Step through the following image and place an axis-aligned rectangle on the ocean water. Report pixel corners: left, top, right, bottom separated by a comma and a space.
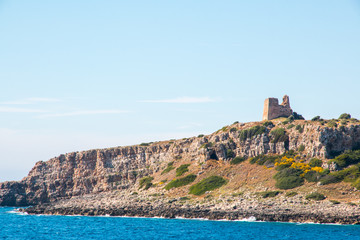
1, 207, 360, 240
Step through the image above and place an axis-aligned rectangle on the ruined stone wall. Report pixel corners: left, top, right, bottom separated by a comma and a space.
263, 95, 293, 120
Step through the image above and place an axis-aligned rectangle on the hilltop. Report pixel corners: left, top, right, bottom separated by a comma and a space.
1, 113, 360, 223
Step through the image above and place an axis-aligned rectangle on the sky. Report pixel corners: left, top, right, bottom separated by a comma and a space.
0, 0, 359, 181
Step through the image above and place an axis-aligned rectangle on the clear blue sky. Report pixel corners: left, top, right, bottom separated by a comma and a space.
0, 0, 359, 181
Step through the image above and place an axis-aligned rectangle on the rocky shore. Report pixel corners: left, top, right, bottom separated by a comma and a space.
20, 189, 360, 224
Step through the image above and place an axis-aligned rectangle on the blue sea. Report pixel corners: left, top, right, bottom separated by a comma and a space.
1, 207, 360, 240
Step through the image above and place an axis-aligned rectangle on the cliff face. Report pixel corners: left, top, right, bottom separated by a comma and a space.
1, 120, 360, 206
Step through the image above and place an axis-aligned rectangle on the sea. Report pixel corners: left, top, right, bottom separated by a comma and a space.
1, 207, 360, 240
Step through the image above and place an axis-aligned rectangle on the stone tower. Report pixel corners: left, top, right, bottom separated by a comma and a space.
262, 95, 293, 121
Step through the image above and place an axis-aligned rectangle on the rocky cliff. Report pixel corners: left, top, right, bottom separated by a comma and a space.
1, 119, 360, 207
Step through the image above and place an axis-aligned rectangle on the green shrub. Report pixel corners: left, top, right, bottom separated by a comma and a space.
319, 174, 342, 185
259, 191, 282, 198
176, 164, 190, 177
282, 119, 290, 125
330, 150, 360, 168
230, 156, 246, 165
263, 121, 274, 127
304, 170, 320, 182
330, 200, 340, 204
312, 116, 321, 121
270, 128, 288, 143
327, 120, 338, 128
295, 125, 304, 133
309, 158, 323, 167
292, 112, 305, 120
339, 113, 351, 120
249, 154, 278, 166
352, 178, 360, 190
226, 149, 235, 158
239, 126, 266, 142
161, 162, 175, 175
140, 142, 150, 146
233, 121, 239, 124
230, 127, 237, 132
306, 192, 326, 201
139, 176, 154, 190
198, 134, 204, 137
165, 174, 197, 190
200, 142, 213, 149
285, 191, 298, 197
189, 176, 227, 195
274, 168, 304, 189
287, 124, 295, 129
298, 144, 305, 152
275, 176, 304, 189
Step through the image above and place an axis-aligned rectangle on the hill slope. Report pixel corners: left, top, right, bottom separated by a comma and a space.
1, 118, 360, 223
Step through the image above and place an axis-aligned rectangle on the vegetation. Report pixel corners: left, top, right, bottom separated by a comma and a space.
330, 200, 340, 204
295, 125, 304, 133
161, 162, 175, 175
239, 126, 266, 142
230, 156, 246, 165
189, 176, 227, 195
274, 168, 304, 189
304, 170, 321, 182
200, 142, 213, 149
320, 164, 360, 185
263, 121, 274, 127
140, 143, 150, 146
311, 116, 322, 121
230, 127, 237, 132
309, 158, 323, 167
306, 192, 326, 201
292, 112, 305, 120
298, 144, 305, 152
249, 154, 278, 166
226, 149, 235, 158
327, 120, 338, 128
198, 134, 204, 138
339, 113, 351, 120
139, 176, 154, 190
270, 128, 288, 143
176, 164, 190, 177
329, 150, 360, 168
287, 124, 295, 129
285, 192, 298, 197
259, 191, 282, 198
165, 174, 197, 190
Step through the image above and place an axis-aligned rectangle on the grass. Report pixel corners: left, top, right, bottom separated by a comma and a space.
165, 174, 197, 190
309, 158, 323, 167
258, 191, 282, 198
161, 162, 175, 175
176, 164, 190, 177
139, 176, 154, 190
189, 176, 227, 195
230, 156, 246, 165
306, 192, 326, 201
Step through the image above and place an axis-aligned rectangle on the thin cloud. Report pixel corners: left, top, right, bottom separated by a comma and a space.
0, 106, 45, 113
140, 97, 217, 103
0, 98, 61, 105
37, 110, 129, 118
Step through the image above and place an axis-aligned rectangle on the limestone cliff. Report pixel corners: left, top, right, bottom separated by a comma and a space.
1, 119, 360, 207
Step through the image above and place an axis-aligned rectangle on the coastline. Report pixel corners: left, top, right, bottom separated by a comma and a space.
19, 190, 360, 225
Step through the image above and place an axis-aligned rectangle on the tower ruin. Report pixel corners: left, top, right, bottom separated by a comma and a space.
262, 95, 293, 121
